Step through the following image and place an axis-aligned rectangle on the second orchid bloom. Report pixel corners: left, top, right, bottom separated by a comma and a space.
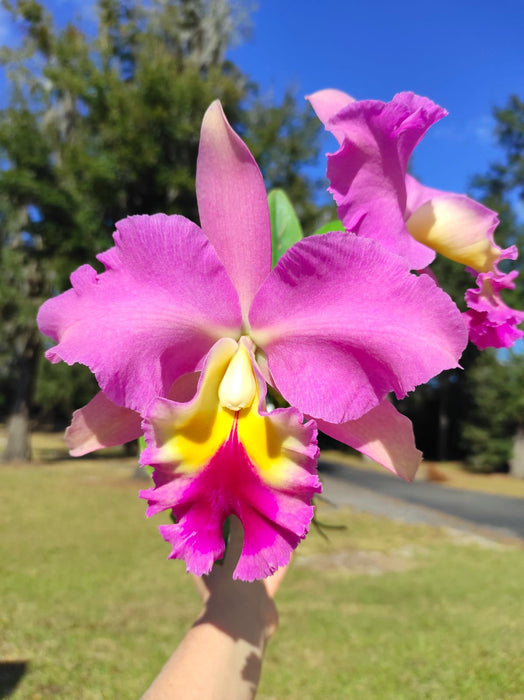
38, 100, 468, 579
308, 89, 524, 350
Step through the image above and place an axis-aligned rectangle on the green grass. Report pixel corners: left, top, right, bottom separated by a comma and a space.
1, 457, 523, 699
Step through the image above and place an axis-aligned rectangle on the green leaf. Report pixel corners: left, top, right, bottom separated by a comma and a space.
138, 435, 153, 476
311, 219, 346, 236
268, 188, 303, 266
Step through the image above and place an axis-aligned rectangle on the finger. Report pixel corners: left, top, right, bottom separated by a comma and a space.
219, 515, 245, 575
264, 559, 290, 598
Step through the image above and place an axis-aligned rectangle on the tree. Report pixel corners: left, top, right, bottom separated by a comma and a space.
0, 214, 44, 460
242, 90, 328, 232
0, 0, 324, 460
460, 349, 524, 472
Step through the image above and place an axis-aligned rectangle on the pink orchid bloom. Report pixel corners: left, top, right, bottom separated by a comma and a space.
38, 101, 467, 579
308, 89, 524, 350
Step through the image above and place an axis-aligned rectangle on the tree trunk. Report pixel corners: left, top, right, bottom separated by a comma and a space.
3, 409, 32, 461
510, 427, 524, 479
1, 333, 40, 463
437, 374, 449, 462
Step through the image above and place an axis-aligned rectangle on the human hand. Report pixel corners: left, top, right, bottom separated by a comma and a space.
193, 516, 288, 644
142, 517, 287, 700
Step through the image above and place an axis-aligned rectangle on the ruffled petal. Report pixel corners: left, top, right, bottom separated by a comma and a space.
37, 214, 242, 412
406, 192, 501, 272
139, 339, 320, 580
324, 93, 446, 269
315, 399, 421, 481
464, 269, 524, 349
196, 101, 272, 319
306, 88, 354, 144
249, 232, 467, 424
65, 392, 142, 457
145, 427, 319, 580
405, 174, 523, 350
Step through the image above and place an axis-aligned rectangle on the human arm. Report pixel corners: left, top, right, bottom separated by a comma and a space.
141, 517, 286, 700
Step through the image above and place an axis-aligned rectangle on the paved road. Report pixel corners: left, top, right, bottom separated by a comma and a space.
318, 458, 524, 540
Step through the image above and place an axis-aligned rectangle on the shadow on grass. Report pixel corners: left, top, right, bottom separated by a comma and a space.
0, 661, 28, 698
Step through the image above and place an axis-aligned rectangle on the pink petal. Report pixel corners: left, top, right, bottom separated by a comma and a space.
167, 371, 200, 403
232, 507, 304, 581
326, 93, 446, 269
37, 214, 242, 412
158, 502, 226, 576
196, 101, 272, 319
249, 232, 467, 424
306, 88, 355, 144
405, 173, 443, 216
65, 392, 142, 457
65, 372, 201, 457
464, 269, 524, 349
315, 399, 422, 482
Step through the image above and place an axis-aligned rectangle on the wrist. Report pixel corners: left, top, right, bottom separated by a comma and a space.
198, 586, 277, 645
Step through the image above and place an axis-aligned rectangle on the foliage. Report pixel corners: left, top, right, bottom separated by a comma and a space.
311, 218, 345, 236
0, 0, 324, 456
461, 349, 524, 472
34, 358, 98, 427
267, 188, 303, 266
242, 90, 327, 231
0, 0, 247, 278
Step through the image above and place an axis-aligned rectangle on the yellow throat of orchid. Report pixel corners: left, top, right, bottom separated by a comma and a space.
153, 339, 302, 487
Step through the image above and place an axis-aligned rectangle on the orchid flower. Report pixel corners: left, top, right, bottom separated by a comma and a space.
308, 89, 524, 350
37, 101, 467, 579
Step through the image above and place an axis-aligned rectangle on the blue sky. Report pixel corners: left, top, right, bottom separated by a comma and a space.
228, 0, 523, 196
0, 0, 522, 198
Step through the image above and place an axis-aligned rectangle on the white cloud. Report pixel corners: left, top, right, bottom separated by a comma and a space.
428, 113, 495, 146
430, 122, 463, 142
467, 114, 495, 145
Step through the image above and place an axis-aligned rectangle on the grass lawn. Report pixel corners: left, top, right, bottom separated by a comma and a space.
1, 437, 523, 698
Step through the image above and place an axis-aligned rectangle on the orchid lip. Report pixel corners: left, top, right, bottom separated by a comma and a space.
139, 337, 320, 579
